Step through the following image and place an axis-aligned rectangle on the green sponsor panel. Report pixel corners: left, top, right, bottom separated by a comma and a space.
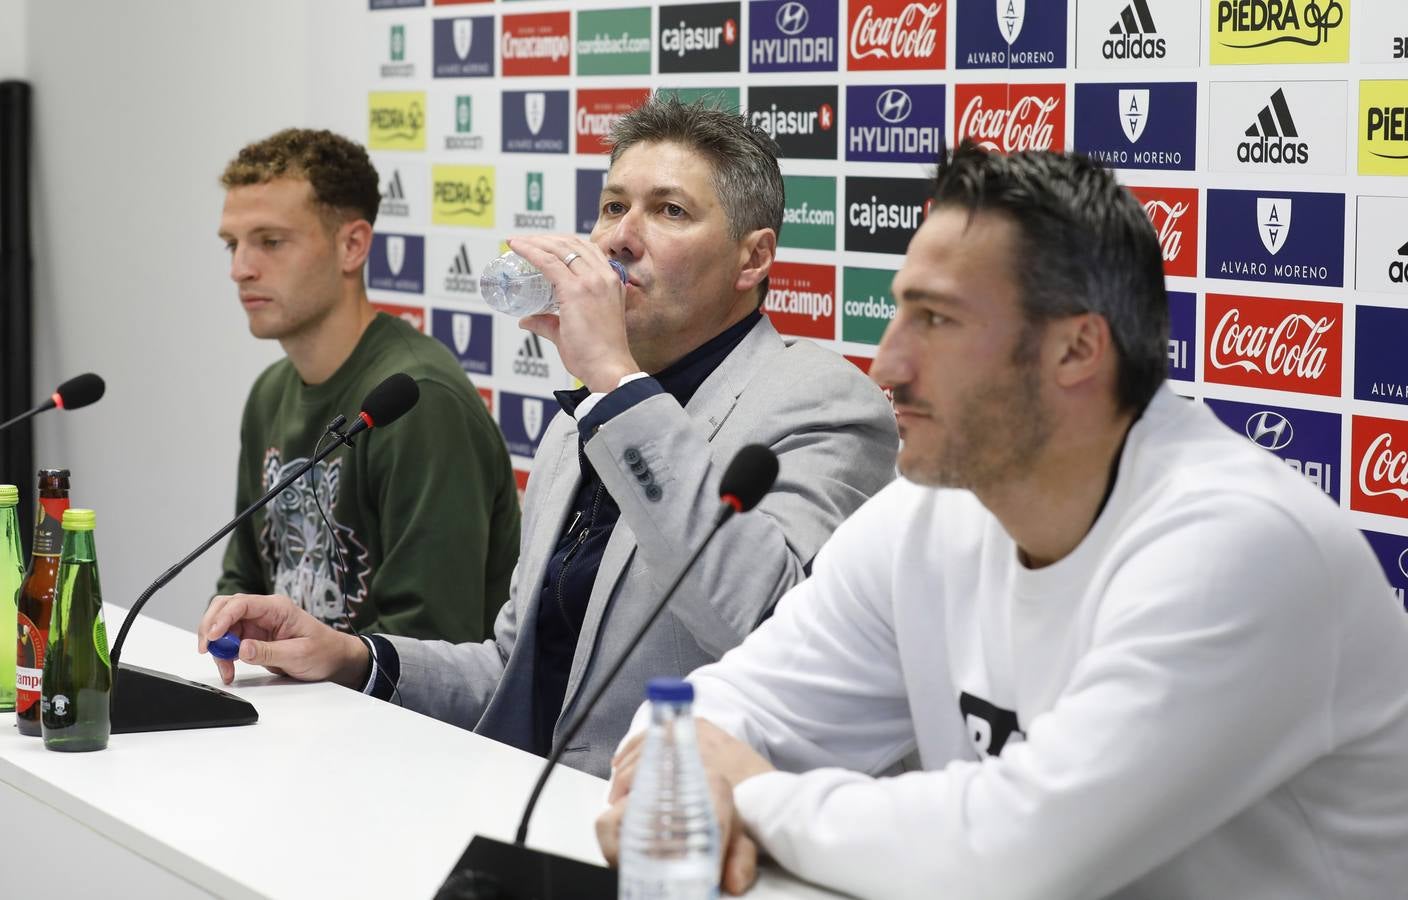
577, 8, 653, 75
841, 267, 897, 345
657, 86, 742, 113
780, 176, 837, 251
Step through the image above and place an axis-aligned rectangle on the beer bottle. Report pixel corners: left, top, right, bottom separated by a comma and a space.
41, 508, 110, 752
0, 485, 23, 712
16, 469, 71, 735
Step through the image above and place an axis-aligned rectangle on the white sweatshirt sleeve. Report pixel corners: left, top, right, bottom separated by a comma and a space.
698, 493, 1343, 900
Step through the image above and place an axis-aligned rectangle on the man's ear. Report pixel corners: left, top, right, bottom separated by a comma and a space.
1050, 313, 1113, 390
340, 219, 374, 275
734, 228, 777, 295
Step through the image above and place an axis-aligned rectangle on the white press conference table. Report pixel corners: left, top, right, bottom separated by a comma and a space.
0, 605, 851, 900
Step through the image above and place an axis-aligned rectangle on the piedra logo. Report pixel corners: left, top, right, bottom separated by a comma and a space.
1210, 0, 1347, 64
368, 92, 425, 151
1359, 80, 1408, 176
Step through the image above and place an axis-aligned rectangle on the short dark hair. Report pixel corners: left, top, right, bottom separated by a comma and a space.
608, 94, 784, 302
221, 128, 381, 229
928, 141, 1169, 412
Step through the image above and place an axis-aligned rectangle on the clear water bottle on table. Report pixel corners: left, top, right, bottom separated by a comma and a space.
479, 250, 629, 317
619, 677, 721, 900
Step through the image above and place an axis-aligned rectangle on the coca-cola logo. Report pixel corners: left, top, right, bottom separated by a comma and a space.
1144, 198, 1190, 266
1359, 431, 1408, 502
849, 0, 944, 68
957, 89, 1061, 153
1209, 308, 1332, 381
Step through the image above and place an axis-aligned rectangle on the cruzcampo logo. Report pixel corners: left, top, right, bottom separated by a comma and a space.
368, 91, 426, 150
432, 164, 495, 227
578, 8, 654, 75
526, 172, 544, 211
1359, 80, 1408, 176
656, 86, 742, 113
780, 175, 837, 250
841, 266, 897, 344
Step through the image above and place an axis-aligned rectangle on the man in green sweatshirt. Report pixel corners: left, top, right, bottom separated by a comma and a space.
214, 128, 519, 644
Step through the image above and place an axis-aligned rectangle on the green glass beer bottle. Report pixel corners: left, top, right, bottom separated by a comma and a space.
0, 485, 22, 712
41, 508, 111, 752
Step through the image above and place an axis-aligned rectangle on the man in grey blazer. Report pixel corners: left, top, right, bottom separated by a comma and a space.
199, 96, 898, 778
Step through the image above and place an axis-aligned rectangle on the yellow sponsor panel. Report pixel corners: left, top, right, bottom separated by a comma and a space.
1360, 80, 1408, 176
1209, 0, 1349, 64
368, 92, 426, 151
432, 165, 496, 228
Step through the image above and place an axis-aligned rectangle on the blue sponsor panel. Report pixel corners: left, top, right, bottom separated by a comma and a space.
1205, 189, 1344, 288
368, 233, 425, 294
1205, 397, 1341, 500
1073, 82, 1196, 171
845, 84, 945, 164
1362, 530, 1408, 611
956, 0, 1068, 69
749, 0, 838, 73
576, 169, 607, 234
1355, 305, 1408, 406
499, 391, 555, 459
429, 308, 493, 376
433, 16, 495, 78
1167, 290, 1195, 381
502, 90, 571, 154
371, 0, 423, 8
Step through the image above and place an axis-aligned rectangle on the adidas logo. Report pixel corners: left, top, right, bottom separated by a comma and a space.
381, 171, 411, 217
1391, 238, 1408, 284
443, 244, 477, 295
1102, 0, 1166, 60
513, 333, 551, 378
1237, 88, 1308, 165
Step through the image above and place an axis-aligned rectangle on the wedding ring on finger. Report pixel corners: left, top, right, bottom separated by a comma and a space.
562, 251, 582, 269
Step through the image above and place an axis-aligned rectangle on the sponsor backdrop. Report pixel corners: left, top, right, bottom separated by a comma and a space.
366, 0, 1408, 608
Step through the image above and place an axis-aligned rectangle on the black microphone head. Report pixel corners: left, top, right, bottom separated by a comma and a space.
54, 373, 105, 411
719, 444, 779, 513
360, 373, 419, 429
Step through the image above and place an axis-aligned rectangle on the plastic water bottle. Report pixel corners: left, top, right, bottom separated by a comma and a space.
479, 250, 628, 317
619, 678, 721, 900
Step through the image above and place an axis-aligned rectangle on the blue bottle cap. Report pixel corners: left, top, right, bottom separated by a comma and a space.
646, 677, 694, 703
208, 632, 242, 661
608, 258, 628, 284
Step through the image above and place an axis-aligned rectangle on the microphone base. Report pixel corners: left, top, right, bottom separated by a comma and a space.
434, 835, 617, 900
111, 663, 258, 734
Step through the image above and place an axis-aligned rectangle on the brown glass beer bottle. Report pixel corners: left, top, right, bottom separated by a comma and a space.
16, 469, 71, 736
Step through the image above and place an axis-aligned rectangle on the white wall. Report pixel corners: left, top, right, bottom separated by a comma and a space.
18, 0, 365, 631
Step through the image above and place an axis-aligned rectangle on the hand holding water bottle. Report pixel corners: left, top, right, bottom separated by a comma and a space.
499, 234, 642, 394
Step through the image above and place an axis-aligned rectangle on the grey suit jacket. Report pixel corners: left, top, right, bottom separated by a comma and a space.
385, 316, 898, 777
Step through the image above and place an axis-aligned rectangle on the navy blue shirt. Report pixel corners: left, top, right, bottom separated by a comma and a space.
527, 311, 762, 756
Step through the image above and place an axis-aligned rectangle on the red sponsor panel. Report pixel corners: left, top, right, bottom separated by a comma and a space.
1203, 294, 1342, 397
1127, 186, 1199, 279
845, 354, 872, 374
514, 468, 531, 506
372, 301, 425, 333
847, 0, 946, 71
501, 12, 571, 77
1352, 415, 1408, 519
763, 262, 837, 340
576, 88, 651, 155
478, 386, 493, 414
954, 84, 1065, 154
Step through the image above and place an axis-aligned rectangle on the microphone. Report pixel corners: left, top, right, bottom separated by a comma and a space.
0, 372, 106, 432
106, 373, 421, 734
436, 445, 781, 900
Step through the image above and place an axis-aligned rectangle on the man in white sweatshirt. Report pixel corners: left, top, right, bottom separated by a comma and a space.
597, 142, 1408, 899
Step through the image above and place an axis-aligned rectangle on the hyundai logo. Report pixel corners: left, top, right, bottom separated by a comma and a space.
876, 89, 913, 125
1245, 411, 1293, 451
1398, 547, 1408, 581
776, 1, 809, 35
